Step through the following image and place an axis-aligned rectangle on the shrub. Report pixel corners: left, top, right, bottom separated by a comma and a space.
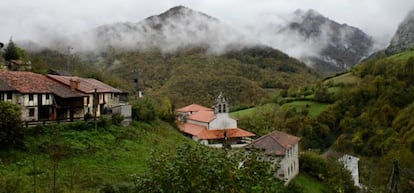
132, 98, 157, 122
112, 113, 124, 126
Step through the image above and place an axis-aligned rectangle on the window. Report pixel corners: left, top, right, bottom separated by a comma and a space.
29, 108, 35, 117
7, 92, 12, 100
46, 93, 50, 100
218, 104, 222, 113
0, 93, 3, 101
29, 94, 34, 101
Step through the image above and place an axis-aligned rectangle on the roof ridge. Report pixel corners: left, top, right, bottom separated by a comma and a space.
269, 133, 287, 150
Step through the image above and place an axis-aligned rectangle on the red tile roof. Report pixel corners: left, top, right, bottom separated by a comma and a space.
178, 123, 206, 136
0, 70, 84, 98
178, 123, 255, 140
187, 110, 215, 123
197, 128, 255, 140
47, 75, 123, 94
176, 103, 213, 113
247, 131, 300, 156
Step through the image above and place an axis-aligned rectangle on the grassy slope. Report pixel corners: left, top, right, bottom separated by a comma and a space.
283, 101, 330, 117
324, 72, 360, 85
293, 173, 326, 193
0, 121, 189, 192
387, 49, 414, 61
231, 101, 329, 118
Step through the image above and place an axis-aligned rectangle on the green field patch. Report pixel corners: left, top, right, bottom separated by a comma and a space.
387, 49, 414, 61
327, 86, 341, 94
230, 107, 256, 118
231, 103, 279, 118
293, 173, 327, 193
324, 72, 360, 85
283, 101, 330, 117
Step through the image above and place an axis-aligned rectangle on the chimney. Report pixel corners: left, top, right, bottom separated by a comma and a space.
69, 79, 80, 90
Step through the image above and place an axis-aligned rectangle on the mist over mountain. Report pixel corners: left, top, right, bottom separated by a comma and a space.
386, 8, 414, 55
23, 6, 375, 74
257, 9, 373, 74
73, 6, 256, 54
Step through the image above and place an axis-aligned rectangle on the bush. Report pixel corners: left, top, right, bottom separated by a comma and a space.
84, 113, 93, 121
112, 113, 124, 126
98, 115, 112, 128
0, 102, 23, 148
300, 152, 357, 193
0, 173, 30, 193
132, 98, 157, 122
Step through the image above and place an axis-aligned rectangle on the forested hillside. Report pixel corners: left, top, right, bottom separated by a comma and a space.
232, 50, 414, 192
317, 50, 414, 192
28, 45, 318, 108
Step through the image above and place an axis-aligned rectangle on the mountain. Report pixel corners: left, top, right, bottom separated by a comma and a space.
78, 5, 254, 53
273, 10, 373, 74
72, 6, 372, 75
386, 8, 414, 55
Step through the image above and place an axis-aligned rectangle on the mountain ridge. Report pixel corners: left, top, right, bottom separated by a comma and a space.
278, 9, 373, 74
386, 8, 414, 55
62, 6, 373, 75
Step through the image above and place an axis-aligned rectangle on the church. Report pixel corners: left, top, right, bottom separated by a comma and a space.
176, 94, 255, 148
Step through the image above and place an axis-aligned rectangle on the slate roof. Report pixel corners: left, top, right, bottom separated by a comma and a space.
247, 131, 300, 156
0, 79, 15, 91
0, 70, 84, 98
47, 74, 123, 94
176, 103, 213, 113
178, 123, 255, 140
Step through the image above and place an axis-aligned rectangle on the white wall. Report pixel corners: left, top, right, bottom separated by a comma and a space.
275, 143, 299, 184
209, 113, 237, 130
187, 119, 209, 128
339, 155, 360, 187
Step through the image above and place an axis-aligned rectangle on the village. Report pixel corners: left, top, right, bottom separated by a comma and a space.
0, 55, 361, 188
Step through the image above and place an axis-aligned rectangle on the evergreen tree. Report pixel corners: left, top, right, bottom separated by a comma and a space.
3, 39, 20, 61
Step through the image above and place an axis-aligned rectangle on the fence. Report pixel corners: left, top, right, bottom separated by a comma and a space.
23, 117, 86, 128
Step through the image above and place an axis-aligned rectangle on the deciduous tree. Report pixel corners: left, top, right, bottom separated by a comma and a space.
0, 101, 23, 148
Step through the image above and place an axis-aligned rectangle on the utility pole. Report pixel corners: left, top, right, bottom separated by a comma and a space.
133, 68, 143, 98
93, 88, 98, 129
388, 159, 400, 193
66, 46, 73, 73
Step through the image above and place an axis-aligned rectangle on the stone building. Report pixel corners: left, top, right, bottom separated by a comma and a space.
247, 130, 301, 184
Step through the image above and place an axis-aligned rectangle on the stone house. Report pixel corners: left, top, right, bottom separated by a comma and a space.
0, 70, 130, 123
0, 70, 85, 121
247, 130, 301, 184
47, 75, 128, 117
176, 94, 255, 148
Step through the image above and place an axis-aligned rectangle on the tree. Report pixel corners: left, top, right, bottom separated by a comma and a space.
159, 96, 174, 122
133, 143, 288, 193
0, 101, 23, 148
131, 98, 156, 122
3, 39, 20, 61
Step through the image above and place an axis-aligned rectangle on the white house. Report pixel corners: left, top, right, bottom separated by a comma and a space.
247, 130, 301, 184
338, 154, 361, 188
176, 94, 255, 148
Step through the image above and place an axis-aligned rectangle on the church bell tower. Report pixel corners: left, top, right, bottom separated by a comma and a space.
214, 92, 229, 114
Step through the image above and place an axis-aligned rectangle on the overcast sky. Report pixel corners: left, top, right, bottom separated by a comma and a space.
1, 0, 413, 44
